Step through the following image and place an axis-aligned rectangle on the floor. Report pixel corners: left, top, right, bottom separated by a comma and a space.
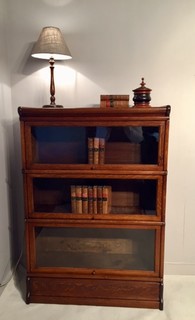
0, 275, 195, 320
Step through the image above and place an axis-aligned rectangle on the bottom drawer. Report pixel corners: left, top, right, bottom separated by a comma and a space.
27, 276, 163, 309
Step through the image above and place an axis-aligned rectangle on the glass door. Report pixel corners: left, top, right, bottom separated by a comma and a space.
24, 122, 165, 169
28, 223, 161, 276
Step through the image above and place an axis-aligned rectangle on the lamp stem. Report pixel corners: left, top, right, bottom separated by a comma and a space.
49, 57, 55, 106
43, 57, 63, 108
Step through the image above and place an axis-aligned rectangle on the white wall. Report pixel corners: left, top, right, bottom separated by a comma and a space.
3, 0, 195, 275
0, 0, 14, 294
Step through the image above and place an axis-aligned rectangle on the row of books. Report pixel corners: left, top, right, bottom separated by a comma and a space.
71, 185, 112, 214
100, 94, 129, 108
88, 137, 105, 164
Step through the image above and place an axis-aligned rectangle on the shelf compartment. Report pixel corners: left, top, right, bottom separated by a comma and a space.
25, 124, 164, 167
26, 176, 163, 218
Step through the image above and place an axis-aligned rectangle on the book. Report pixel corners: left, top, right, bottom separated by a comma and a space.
100, 94, 129, 109
108, 185, 112, 213
75, 185, 82, 214
71, 185, 76, 213
100, 95, 129, 101
102, 185, 112, 214
82, 185, 88, 214
99, 138, 105, 164
71, 184, 111, 214
93, 185, 98, 214
102, 186, 108, 214
88, 137, 93, 164
88, 137, 106, 164
97, 186, 103, 214
88, 186, 93, 214
93, 138, 99, 164
100, 100, 129, 108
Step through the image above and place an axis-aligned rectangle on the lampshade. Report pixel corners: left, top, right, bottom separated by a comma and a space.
31, 26, 72, 60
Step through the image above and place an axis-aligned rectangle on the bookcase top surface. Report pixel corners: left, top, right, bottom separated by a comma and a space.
18, 106, 171, 121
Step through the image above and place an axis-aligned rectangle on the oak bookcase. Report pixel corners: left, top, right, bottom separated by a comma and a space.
18, 105, 170, 309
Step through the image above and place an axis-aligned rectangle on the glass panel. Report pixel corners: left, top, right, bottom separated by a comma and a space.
35, 227, 155, 271
30, 126, 159, 165
96, 126, 159, 165
31, 126, 87, 164
32, 178, 157, 216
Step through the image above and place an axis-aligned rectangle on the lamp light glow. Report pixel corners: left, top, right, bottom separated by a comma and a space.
31, 26, 72, 107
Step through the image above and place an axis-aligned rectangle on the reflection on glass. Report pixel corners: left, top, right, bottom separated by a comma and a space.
96, 126, 159, 164
32, 178, 157, 215
35, 227, 155, 271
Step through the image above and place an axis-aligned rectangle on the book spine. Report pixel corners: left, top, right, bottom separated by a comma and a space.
88, 137, 94, 164
82, 185, 88, 214
100, 94, 129, 101
102, 185, 112, 214
99, 138, 105, 164
93, 185, 98, 214
76, 185, 82, 214
102, 186, 108, 214
108, 185, 112, 213
100, 100, 129, 108
88, 186, 93, 214
93, 137, 99, 164
97, 186, 103, 214
71, 185, 76, 213
72, 185, 111, 215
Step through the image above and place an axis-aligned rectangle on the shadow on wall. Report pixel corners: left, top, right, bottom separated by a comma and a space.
4, 119, 26, 300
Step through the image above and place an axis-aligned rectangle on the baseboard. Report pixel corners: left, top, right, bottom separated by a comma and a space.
165, 262, 195, 275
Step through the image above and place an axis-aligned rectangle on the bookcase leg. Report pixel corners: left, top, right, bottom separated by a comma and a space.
26, 276, 30, 304
160, 280, 164, 310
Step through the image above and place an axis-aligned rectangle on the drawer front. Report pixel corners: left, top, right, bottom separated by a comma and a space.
28, 276, 161, 308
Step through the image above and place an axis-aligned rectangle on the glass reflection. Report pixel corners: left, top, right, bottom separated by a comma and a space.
96, 126, 159, 164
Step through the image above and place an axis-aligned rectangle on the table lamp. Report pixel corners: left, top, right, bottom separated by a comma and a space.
31, 26, 72, 107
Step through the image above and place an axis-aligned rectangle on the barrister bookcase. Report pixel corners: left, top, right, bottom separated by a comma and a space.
18, 103, 170, 309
